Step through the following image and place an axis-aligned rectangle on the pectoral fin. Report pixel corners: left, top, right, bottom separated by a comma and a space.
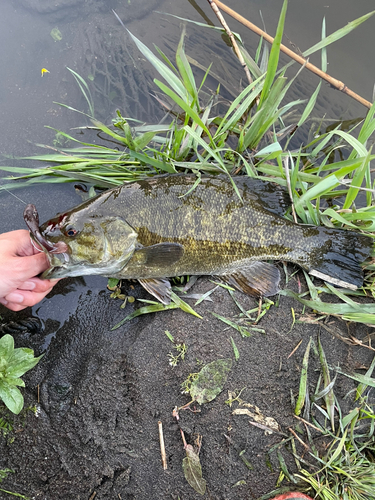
134, 243, 184, 267
219, 262, 280, 297
138, 278, 172, 305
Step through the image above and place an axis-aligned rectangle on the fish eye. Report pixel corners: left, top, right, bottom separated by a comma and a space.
65, 226, 78, 237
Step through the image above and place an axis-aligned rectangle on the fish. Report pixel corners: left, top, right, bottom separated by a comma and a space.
24, 174, 373, 304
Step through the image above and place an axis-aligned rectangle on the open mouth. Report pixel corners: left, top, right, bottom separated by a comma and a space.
24, 203, 69, 256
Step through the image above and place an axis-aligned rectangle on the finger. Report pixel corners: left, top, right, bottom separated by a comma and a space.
17, 277, 60, 293
4, 288, 54, 308
0, 230, 34, 256
14, 252, 51, 280
0, 301, 30, 312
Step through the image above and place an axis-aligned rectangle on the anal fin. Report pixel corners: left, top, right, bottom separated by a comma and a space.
138, 278, 172, 305
219, 261, 280, 297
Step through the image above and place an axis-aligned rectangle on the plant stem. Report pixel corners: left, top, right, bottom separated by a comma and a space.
213, 0, 373, 109
207, 0, 253, 86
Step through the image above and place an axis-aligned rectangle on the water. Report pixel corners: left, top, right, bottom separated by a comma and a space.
0, 0, 374, 329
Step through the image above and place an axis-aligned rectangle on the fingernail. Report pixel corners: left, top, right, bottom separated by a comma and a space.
6, 293, 24, 304
0, 298, 8, 306
24, 281, 36, 290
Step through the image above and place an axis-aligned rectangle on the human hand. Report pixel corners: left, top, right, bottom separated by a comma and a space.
0, 230, 59, 311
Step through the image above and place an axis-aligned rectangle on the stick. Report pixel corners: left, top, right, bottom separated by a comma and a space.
206, 0, 253, 86
289, 427, 310, 450
212, 0, 373, 110
158, 420, 168, 470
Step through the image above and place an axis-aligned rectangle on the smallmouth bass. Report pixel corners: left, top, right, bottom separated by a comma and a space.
24, 175, 373, 304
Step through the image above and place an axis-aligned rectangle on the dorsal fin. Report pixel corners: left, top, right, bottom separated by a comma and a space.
232, 176, 290, 216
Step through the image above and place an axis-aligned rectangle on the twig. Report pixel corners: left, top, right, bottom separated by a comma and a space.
288, 339, 303, 359
289, 427, 310, 450
293, 414, 324, 433
212, 0, 373, 109
206, 0, 253, 86
158, 421, 168, 470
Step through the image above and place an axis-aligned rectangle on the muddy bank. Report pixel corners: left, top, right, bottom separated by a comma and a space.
0, 274, 373, 499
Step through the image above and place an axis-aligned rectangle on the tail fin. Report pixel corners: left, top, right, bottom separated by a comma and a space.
309, 228, 373, 290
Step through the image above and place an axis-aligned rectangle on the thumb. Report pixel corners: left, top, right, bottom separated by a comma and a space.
17, 252, 50, 279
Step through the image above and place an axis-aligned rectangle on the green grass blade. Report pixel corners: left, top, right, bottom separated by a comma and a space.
321, 18, 327, 73
317, 334, 335, 430
127, 30, 186, 100
356, 353, 375, 400
297, 82, 321, 127
238, 43, 263, 79
111, 303, 179, 330
176, 26, 198, 102
154, 79, 211, 139
303, 11, 375, 58
294, 175, 339, 212
343, 150, 372, 209
67, 67, 94, 117
170, 291, 202, 319
230, 337, 240, 361
258, 0, 288, 107
295, 338, 311, 416
215, 76, 265, 136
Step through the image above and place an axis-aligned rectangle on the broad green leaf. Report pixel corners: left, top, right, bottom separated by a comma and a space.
182, 445, 206, 495
0, 383, 24, 415
0, 334, 14, 361
107, 278, 120, 288
6, 349, 43, 379
190, 358, 232, 404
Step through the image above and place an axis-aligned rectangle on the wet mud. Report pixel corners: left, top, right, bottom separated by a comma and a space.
0, 274, 373, 499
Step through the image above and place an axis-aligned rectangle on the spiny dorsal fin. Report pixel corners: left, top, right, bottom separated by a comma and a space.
232, 177, 290, 216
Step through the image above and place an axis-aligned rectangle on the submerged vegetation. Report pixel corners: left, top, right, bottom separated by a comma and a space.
1, 0, 375, 329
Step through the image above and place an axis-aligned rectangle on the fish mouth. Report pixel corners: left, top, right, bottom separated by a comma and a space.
29, 232, 71, 279
24, 203, 69, 255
